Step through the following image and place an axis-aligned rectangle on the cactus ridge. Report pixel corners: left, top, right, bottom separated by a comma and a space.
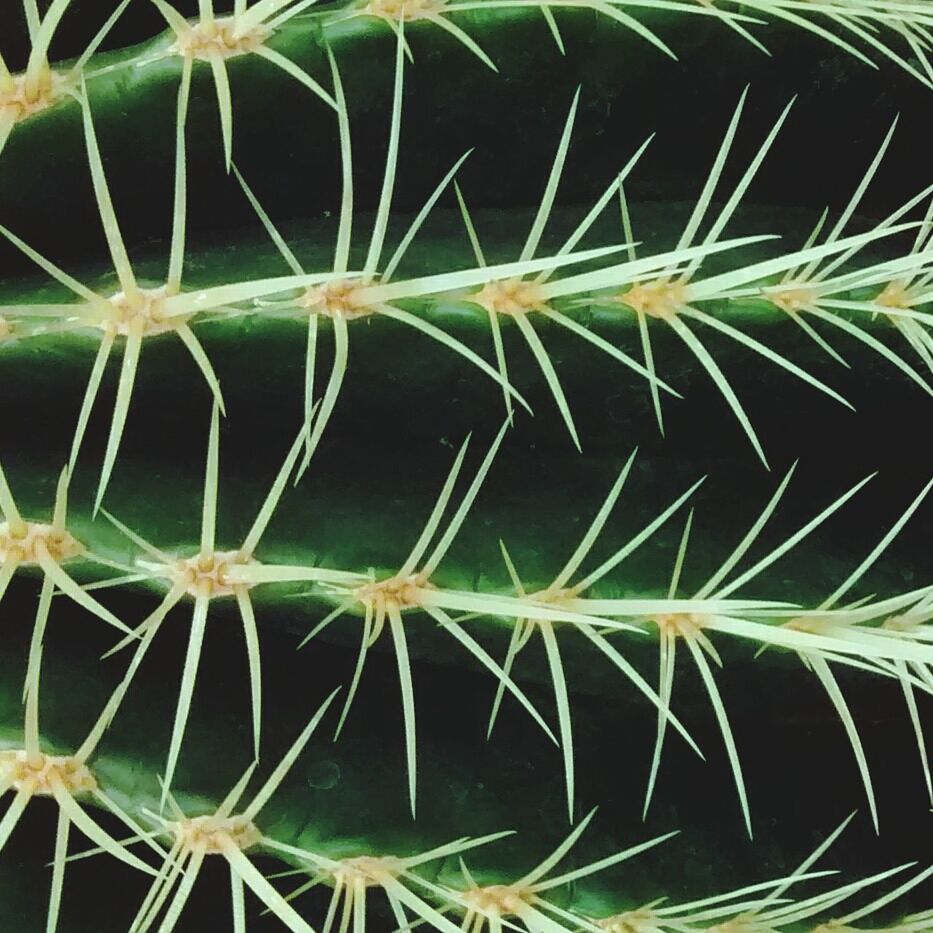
4, 72, 933, 470
1, 1, 932, 932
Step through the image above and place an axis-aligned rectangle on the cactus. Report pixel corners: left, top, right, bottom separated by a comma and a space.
1, 0, 933, 931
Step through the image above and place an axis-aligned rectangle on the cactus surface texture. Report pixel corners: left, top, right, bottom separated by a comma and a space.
1, 0, 932, 931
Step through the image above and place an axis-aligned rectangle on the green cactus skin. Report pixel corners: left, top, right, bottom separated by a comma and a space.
2, 1, 933, 932
3, 406, 932, 835
2, 0, 933, 266
1, 577, 932, 933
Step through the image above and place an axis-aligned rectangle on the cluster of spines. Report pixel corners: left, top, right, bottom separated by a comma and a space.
6, 0, 933, 160
6, 704, 933, 933
4, 394, 933, 909
1, 1, 933, 931
4, 26, 933, 482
